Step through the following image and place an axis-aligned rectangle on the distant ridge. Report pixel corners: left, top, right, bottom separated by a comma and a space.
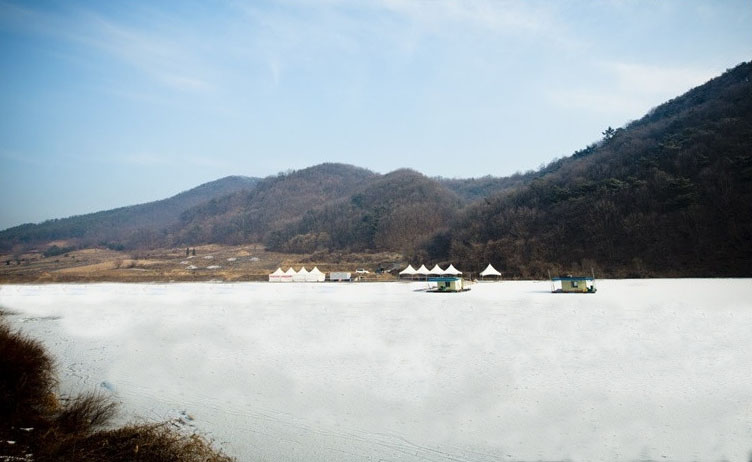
171, 163, 379, 245
0, 176, 259, 251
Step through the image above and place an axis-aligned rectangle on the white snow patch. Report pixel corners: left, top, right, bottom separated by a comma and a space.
1, 280, 751, 462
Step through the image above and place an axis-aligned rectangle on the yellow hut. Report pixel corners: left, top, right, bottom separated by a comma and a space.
427, 277, 469, 292
551, 275, 597, 293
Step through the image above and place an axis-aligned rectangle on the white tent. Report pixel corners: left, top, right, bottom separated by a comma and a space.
268, 267, 289, 282
444, 264, 462, 275
399, 264, 417, 276
284, 267, 297, 282
293, 267, 309, 282
307, 266, 326, 282
415, 264, 430, 279
480, 263, 502, 279
428, 264, 445, 275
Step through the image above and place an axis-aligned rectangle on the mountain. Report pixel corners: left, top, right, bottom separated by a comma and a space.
436, 173, 537, 202
0, 176, 260, 252
422, 61, 752, 277
265, 169, 463, 254
171, 163, 378, 245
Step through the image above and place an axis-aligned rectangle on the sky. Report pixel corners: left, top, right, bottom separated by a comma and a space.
0, 0, 750, 229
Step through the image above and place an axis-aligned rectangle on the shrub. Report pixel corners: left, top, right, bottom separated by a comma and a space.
0, 318, 235, 461
43, 245, 75, 258
0, 323, 57, 424
49, 423, 234, 462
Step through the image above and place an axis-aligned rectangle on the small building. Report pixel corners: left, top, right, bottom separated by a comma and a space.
551, 276, 596, 293
427, 277, 468, 292
329, 271, 351, 282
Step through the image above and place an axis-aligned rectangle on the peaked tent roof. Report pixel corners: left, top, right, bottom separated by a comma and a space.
307, 266, 326, 282
415, 264, 430, 275
285, 267, 297, 275
444, 264, 462, 275
292, 266, 309, 282
270, 268, 285, 276
428, 264, 445, 275
480, 264, 501, 277
399, 264, 417, 275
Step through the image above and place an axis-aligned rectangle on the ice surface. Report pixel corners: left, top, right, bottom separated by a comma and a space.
1, 280, 751, 461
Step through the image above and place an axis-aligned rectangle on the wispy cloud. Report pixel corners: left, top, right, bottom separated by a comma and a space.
120, 152, 172, 167
607, 61, 716, 97
0, 1, 213, 93
548, 61, 719, 120
378, 0, 556, 33
114, 152, 229, 169
227, 0, 576, 85
89, 13, 214, 92
0, 148, 50, 167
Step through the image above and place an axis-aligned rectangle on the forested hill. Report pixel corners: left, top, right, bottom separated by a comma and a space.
0, 176, 259, 252
264, 169, 464, 255
170, 163, 379, 245
421, 61, 752, 277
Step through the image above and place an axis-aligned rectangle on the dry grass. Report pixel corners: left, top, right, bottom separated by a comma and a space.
48, 423, 233, 462
0, 317, 234, 461
0, 244, 405, 283
0, 323, 57, 425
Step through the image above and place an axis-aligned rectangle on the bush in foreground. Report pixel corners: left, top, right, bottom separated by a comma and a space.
0, 317, 233, 462
0, 322, 57, 425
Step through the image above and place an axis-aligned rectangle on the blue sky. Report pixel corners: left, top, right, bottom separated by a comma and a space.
1, 0, 750, 229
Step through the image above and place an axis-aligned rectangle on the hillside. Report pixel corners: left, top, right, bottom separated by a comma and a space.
437, 173, 536, 202
422, 61, 752, 277
170, 163, 378, 245
0, 176, 259, 252
265, 169, 463, 254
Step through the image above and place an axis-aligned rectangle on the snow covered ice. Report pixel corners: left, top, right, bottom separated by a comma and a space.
1, 280, 751, 461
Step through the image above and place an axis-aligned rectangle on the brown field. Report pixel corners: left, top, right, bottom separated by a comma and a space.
0, 244, 404, 283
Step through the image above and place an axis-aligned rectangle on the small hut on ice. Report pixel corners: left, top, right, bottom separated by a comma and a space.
551, 275, 596, 293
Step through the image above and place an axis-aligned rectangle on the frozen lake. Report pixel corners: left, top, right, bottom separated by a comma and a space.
1, 280, 751, 461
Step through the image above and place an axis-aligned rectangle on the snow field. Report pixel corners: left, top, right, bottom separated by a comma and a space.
1, 280, 751, 461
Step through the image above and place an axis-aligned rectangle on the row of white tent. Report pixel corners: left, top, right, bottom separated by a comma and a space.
399, 263, 502, 278
399, 264, 462, 276
269, 267, 326, 282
